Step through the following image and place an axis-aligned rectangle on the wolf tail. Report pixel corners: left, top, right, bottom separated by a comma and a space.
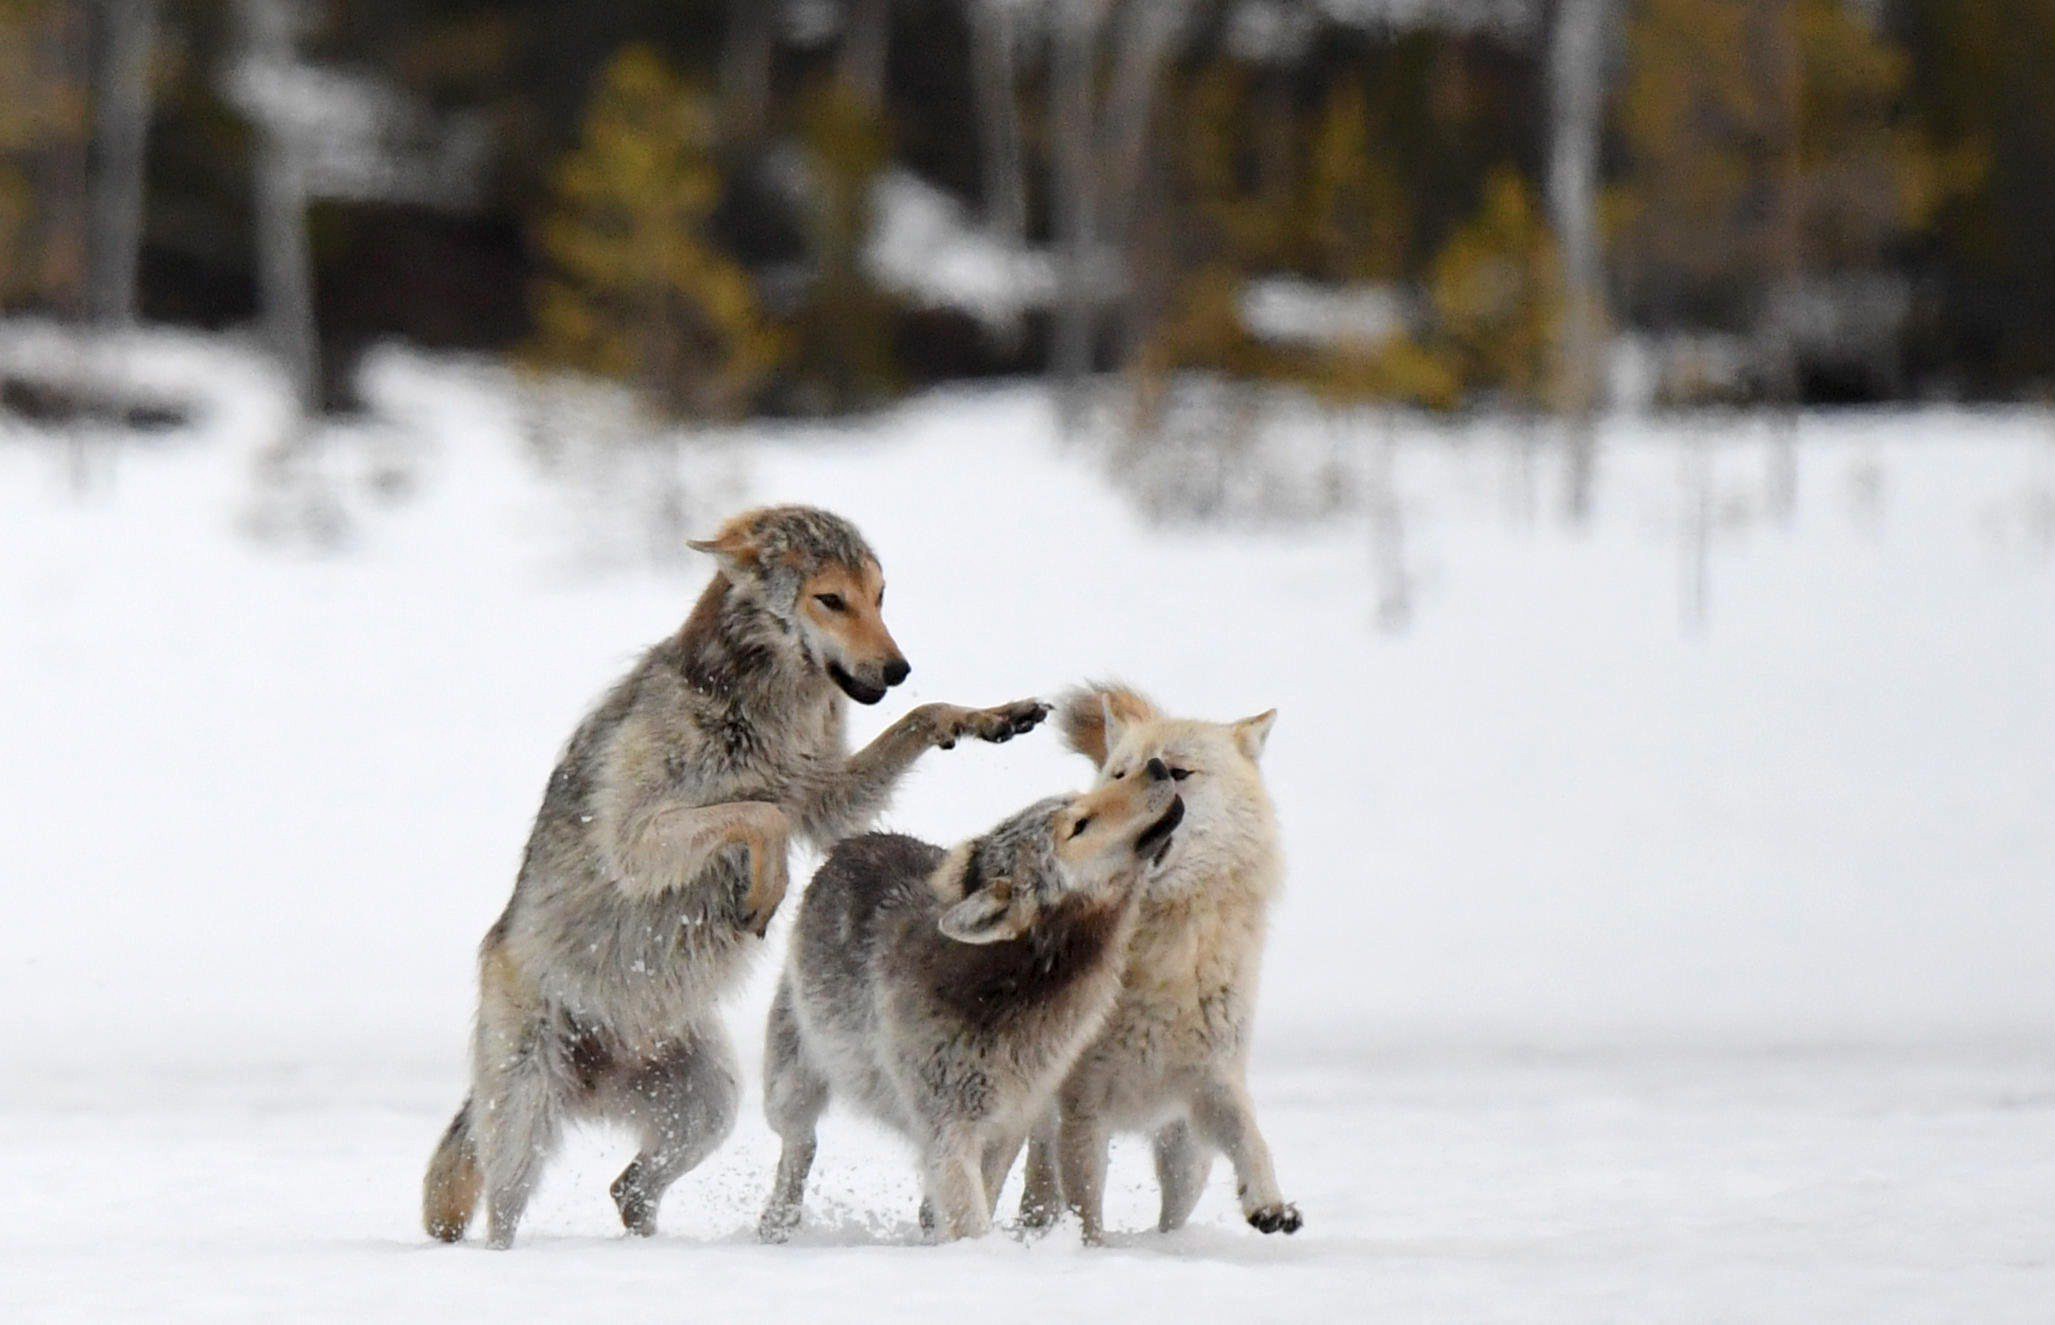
423, 1096, 483, 1242
1056, 681, 1162, 767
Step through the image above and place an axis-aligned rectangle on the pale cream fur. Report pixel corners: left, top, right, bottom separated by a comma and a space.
1018, 685, 1300, 1242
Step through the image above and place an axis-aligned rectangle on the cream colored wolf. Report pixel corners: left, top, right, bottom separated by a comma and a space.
1017, 683, 1299, 1242
421, 505, 1046, 1248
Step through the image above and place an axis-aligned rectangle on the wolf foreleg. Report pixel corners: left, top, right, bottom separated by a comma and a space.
1017, 1109, 1062, 1229
1191, 1077, 1300, 1234
606, 799, 792, 935
792, 699, 1049, 844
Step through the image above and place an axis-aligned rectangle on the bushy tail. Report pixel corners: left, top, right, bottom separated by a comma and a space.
422, 1097, 483, 1243
1056, 681, 1162, 767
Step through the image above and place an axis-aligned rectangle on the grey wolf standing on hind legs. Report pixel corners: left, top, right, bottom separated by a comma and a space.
759, 762, 1186, 1242
1016, 684, 1300, 1243
422, 505, 1048, 1248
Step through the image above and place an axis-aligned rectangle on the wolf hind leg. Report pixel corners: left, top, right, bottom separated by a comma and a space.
609, 1026, 741, 1237
422, 1096, 483, 1242
757, 987, 828, 1242
474, 1049, 563, 1249
1152, 1118, 1212, 1232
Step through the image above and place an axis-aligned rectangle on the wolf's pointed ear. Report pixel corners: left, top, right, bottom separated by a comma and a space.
1232, 709, 1277, 762
687, 521, 762, 575
1055, 683, 1157, 767
939, 879, 1031, 945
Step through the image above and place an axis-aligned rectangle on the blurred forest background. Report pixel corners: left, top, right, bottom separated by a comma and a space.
2, 0, 2053, 521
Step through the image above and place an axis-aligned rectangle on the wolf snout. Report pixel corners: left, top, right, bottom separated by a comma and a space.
1134, 794, 1184, 863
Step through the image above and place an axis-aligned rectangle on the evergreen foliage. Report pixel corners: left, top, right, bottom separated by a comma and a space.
530, 45, 781, 418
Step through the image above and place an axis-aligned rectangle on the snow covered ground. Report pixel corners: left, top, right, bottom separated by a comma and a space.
2, 333, 2051, 1320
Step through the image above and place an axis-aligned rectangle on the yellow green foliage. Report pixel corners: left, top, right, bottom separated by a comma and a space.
1612, 0, 1941, 307
530, 45, 781, 418
1306, 81, 1409, 284
1427, 170, 1563, 409
0, 0, 88, 309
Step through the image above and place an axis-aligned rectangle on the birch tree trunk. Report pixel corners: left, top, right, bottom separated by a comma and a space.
1548, 0, 1607, 525
242, 0, 319, 412
969, 0, 1027, 249
1049, 0, 1104, 430
1764, 0, 1803, 526
91, 0, 157, 328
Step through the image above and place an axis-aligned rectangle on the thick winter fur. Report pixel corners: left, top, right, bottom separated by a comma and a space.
422, 505, 1048, 1248
1017, 682, 1299, 1242
759, 766, 1185, 1242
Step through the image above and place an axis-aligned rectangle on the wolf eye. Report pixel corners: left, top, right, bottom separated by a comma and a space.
875, 585, 886, 607
1069, 817, 1092, 839
1110, 768, 1126, 781
1169, 766, 1192, 781
813, 593, 847, 613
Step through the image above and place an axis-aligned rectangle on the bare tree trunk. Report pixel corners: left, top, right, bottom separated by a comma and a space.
1368, 411, 1409, 632
1764, 0, 1804, 528
969, 0, 1028, 348
1049, 0, 1104, 432
243, 0, 318, 412
1680, 423, 1713, 632
722, 0, 775, 144
969, 0, 1027, 248
1548, 0, 1607, 525
91, 0, 157, 328
1766, 406, 1798, 523
840, 0, 890, 114
45, 2, 94, 493
1098, 0, 1178, 247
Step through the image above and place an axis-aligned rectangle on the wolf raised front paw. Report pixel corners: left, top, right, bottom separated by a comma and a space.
1247, 1202, 1302, 1234
933, 699, 1050, 749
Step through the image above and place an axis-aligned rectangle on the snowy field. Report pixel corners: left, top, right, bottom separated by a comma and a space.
2, 331, 2051, 1321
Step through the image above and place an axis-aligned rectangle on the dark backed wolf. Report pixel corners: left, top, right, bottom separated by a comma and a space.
422, 505, 1046, 1248
758, 761, 1185, 1242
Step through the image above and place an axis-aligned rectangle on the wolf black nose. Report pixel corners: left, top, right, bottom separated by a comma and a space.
884, 659, 911, 687
1146, 757, 1170, 782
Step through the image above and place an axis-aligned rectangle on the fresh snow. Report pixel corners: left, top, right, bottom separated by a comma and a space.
2, 333, 2050, 1320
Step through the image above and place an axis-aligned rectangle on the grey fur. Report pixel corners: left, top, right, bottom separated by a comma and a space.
759, 771, 1183, 1242
422, 505, 1049, 1247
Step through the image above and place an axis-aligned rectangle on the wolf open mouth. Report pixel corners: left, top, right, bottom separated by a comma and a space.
827, 661, 887, 705
1135, 796, 1184, 864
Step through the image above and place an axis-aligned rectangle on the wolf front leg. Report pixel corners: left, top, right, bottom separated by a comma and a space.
1016, 1109, 1062, 1229
793, 698, 1051, 844
1190, 1076, 1300, 1235
921, 1131, 993, 1241
605, 799, 792, 936
1058, 1107, 1112, 1245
